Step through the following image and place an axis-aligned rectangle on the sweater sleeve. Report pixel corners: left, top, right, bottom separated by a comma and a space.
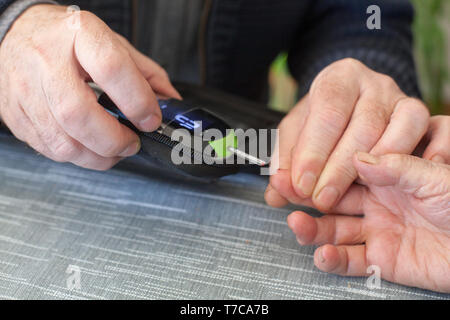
288, 0, 421, 98
0, 0, 57, 44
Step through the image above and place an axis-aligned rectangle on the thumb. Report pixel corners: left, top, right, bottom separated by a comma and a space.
353, 152, 449, 192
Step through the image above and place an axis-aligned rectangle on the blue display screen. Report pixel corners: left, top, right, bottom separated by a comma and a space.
159, 100, 228, 135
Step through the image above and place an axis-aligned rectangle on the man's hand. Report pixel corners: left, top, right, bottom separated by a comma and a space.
286, 152, 450, 293
0, 4, 181, 170
265, 58, 430, 212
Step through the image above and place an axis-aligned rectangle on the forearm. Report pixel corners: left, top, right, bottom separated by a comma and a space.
0, 0, 57, 43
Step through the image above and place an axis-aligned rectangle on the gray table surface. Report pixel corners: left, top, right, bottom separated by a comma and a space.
0, 135, 448, 300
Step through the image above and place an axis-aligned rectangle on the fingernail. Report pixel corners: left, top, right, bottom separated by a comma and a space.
356, 151, 379, 165
297, 171, 317, 197
139, 113, 161, 132
431, 154, 445, 164
119, 140, 141, 157
319, 247, 326, 263
296, 235, 306, 246
286, 213, 296, 231
315, 186, 340, 211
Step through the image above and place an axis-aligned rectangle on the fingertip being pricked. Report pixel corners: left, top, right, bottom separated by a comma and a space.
265, 184, 288, 208
287, 211, 317, 245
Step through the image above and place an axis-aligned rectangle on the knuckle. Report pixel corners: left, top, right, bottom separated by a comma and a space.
316, 105, 349, 134
311, 76, 352, 106
54, 101, 89, 129
336, 57, 363, 69
310, 62, 362, 105
326, 58, 363, 75
407, 98, 430, 118
377, 74, 398, 90
49, 136, 80, 162
396, 97, 430, 127
78, 10, 100, 29
351, 104, 390, 144
99, 135, 126, 158
359, 101, 390, 126
101, 144, 121, 158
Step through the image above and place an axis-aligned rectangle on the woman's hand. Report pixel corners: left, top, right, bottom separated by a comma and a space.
287, 152, 450, 293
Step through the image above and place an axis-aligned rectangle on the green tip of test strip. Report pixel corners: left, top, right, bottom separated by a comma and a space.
208, 130, 238, 158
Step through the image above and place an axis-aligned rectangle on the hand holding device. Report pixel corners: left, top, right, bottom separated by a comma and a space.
0, 4, 179, 170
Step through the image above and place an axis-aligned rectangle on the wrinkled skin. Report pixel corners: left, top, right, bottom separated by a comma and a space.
268, 115, 450, 293
287, 152, 450, 293
266, 59, 431, 212
263, 57, 449, 292
0, 5, 180, 170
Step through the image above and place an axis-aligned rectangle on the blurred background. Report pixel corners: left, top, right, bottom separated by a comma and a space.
269, 0, 450, 115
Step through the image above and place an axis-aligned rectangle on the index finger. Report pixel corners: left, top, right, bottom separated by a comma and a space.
266, 96, 310, 207
290, 61, 361, 199
74, 14, 161, 132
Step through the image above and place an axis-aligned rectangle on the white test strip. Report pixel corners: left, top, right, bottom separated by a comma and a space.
228, 147, 269, 167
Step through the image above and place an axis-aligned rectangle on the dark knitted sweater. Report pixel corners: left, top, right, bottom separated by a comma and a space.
0, 0, 420, 104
